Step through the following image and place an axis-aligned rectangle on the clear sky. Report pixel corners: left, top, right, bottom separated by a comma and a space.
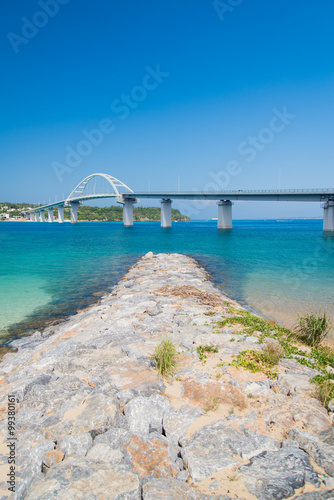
1, 0, 333, 218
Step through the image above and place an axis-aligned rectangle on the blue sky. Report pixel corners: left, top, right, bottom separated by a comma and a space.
0, 0, 333, 218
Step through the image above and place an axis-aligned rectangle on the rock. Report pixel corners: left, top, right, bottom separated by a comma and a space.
87, 443, 124, 464
293, 491, 334, 499
43, 449, 65, 468
50, 392, 118, 439
142, 477, 216, 499
25, 457, 141, 499
281, 439, 299, 448
208, 479, 219, 490
277, 373, 313, 395
124, 432, 179, 478
13, 435, 55, 495
319, 426, 334, 446
239, 448, 321, 500
262, 394, 331, 434
94, 427, 131, 449
144, 252, 154, 258
181, 416, 280, 483
176, 470, 189, 481
163, 405, 204, 447
328, 399, 334, 412
124, 394, 171, 435
243, 381, 273, 396
58, 433, 93, 457
289, 429, 334, 476
147, 304, 161, 316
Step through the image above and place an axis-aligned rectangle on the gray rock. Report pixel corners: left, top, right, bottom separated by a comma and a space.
25, 457, 141, 499
208, 479, 219, 490
281, 439, 300, 449
15, 436, 55, 495
239, 448, 321, 500
243, 381, 273, 396
94, 427, 131, 449
87, 443, 124, 464
277, 373, 313, 395
181, 416, 280, 483
176, 470, 189, 481
289, 429, 334, 476
124, 394, 171, 435
58, 433, 93, 457
293, 490, 334, 499
163, 405, 204, 447
319, 426, 334, 446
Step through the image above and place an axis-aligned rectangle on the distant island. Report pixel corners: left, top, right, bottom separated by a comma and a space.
0, 202, 190, 222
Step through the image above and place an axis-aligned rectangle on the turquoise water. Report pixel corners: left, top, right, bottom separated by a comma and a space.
0, 220, 333, 346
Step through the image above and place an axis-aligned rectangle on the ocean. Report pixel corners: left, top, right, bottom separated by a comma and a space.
0, 219, 333, 346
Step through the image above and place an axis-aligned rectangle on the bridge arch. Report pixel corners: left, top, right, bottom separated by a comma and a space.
66, 173, 134, 202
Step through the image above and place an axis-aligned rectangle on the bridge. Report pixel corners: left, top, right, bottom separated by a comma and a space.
23, 173, 334, 232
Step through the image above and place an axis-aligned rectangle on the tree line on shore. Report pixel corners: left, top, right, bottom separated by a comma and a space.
0, 202, 190, 222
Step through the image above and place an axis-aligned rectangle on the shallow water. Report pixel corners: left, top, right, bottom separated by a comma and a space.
0, 219, 333, 345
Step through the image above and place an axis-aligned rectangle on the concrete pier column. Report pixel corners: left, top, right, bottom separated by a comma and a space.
123, 198, 136, 226
40, 210, 46, 222
48, 208, 54, 223
161, 199, 172, 228
323, 201, 334, 232
70, 202, 80, 224
217, 200, 233, 229
35, 212, 40, 222
58, 206, 64, 223
30, 212, 36, 222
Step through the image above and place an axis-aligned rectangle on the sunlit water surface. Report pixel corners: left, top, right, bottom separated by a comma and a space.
0, 220, 333, 346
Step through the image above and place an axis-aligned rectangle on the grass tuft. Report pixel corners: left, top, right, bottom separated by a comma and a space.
295, 311, 331, 347
153, 337, 177, 377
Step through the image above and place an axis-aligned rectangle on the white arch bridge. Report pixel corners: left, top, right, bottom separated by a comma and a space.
23, 173, 334, 232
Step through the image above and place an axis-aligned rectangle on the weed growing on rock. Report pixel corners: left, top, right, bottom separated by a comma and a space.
153, 337, 177, 377
312, 375, 334, 406
204, 396, 220, 412
197, 344, 219, 362
262, 339, 284, 365
295, 311, 331, 347
232, 349, 279, 379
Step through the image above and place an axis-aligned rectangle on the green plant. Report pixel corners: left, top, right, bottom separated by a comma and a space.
197, 344, 219, 361
295, 311, 331, 346
262, 339, 284, 365
153, 337, 177, 377
232, 348, 280, 378
311, 374, 334, 406
204, 397, 220, 412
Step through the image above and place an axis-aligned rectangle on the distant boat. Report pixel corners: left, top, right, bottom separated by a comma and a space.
211, 218, 218, 221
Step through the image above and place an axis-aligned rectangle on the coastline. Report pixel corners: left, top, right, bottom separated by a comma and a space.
0, 252, 333, 499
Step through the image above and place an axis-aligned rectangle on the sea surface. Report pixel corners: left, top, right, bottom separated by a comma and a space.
0, 220, 333, 346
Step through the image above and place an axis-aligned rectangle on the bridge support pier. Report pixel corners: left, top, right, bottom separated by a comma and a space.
323, 201, 334, 232
161, 199, 172, 228
30, 213, 35, 221
123, 198, 137, 226
70, 202, 80, 224
218, 200, 233, 229
35, 212, 40, 222
58, 206, 64, 223
40, 210, 46, 222
48, 208, 54, 222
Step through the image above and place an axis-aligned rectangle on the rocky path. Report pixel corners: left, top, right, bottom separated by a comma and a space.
0, 253, 333, 499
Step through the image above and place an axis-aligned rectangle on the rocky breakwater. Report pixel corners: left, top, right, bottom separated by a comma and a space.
0, 252, 334, 500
